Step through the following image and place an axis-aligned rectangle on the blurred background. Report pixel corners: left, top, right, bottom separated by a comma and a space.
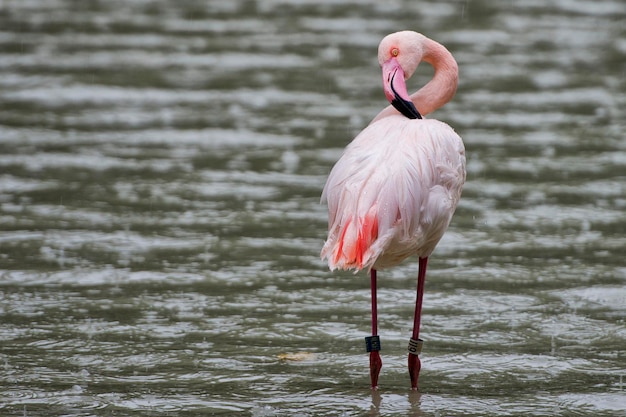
0, 0, 625, 415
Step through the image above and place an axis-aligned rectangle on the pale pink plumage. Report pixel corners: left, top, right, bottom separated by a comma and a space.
321, 31, 465, 273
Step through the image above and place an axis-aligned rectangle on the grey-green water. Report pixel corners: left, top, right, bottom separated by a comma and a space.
1, 0, 625, 416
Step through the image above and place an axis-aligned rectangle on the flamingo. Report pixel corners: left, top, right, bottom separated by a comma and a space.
321, 31, 466, 390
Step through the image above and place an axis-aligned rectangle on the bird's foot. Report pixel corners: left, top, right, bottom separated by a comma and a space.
408, 353, 421, 390
369, 350, 382, 389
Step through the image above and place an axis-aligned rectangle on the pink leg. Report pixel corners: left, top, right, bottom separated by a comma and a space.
408, 257, 428, 390
367, 268, 382, 389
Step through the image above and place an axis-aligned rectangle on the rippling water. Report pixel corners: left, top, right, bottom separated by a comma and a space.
1, 0, 625, 416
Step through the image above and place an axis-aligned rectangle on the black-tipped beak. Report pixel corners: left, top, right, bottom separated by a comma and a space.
382, 58, 422, 120
390, 86, 422, 120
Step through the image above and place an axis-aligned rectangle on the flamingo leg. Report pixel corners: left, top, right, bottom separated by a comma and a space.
408, 257, 428, 390
366, 268, 382, 389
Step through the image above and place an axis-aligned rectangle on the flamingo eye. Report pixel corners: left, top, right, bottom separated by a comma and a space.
391, 48, 399, 57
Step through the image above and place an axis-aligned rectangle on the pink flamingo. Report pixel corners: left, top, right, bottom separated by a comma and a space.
321, 31, 466, 390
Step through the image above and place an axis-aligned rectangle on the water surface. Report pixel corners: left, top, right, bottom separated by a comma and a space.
1, 0, 625, 415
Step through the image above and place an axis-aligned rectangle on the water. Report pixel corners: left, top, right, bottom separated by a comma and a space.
1, 0, 625, 415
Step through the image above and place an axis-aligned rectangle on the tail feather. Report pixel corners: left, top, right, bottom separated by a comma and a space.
324, 207, 379, 271
355, 212, 378, 267
333, 217, 351, 266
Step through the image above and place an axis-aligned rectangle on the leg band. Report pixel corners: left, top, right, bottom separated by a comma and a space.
408, 338, 423, 356
365, 335, 381, 352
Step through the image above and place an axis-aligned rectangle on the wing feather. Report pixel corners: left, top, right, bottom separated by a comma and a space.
321, 115, 465, 271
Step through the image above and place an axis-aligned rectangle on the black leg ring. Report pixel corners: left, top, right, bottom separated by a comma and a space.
365, 335, 381, 352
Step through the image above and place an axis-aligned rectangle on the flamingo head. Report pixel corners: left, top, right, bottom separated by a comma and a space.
378, 31, 425, 120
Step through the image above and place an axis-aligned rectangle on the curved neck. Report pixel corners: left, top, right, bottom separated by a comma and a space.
370, 38, 458, 123
411, 38, 458, 116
